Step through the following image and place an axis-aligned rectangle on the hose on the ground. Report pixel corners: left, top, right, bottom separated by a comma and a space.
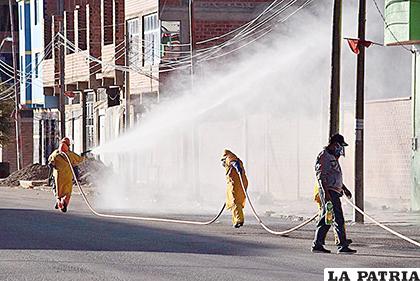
236, 168, 318, 235
343, 197, 420, 248
238, 169, 420, 245
61, 153, 225, 225
60, 153, 420, 247
60, 153, 318, 235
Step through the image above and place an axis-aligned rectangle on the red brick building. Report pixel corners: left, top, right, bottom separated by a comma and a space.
16, 0, 274, 168
0, 0, 32, 174
158, 0, 273, 95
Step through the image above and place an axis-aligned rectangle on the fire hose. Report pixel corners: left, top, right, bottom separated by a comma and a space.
237, 169, 420, 247
60, 152, 420, 248
236, 170, 318, 235
343, 197, 420, 248
60, 152, 317, 234
61, 152, 225, 225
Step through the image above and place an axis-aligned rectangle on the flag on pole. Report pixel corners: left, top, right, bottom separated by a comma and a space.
346, 38, 374, 54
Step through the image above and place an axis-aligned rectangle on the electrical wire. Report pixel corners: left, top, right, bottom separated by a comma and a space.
198, 0, 314, 62
370, 0, 414, 54
56, 0, 314, 78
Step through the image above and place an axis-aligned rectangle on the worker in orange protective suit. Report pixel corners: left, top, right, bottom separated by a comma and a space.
221, 149, 248, 228
48, 137, 84, 212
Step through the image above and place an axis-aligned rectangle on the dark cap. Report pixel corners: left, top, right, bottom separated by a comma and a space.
329, 134, 348, 146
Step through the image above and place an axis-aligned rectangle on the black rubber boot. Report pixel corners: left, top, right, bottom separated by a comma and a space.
61, 201, 67, 213
337, 247, 357, 254
311, 245, 331, 254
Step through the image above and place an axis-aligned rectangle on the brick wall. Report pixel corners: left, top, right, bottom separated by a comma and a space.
195, 20, 244, 49
341, 98, 412, 202
103, 0, 114, 45
65, 10, 75, 54
43, 0, 57, 59
1, 111, 34, 172
365, 98, 412, 200
87, 1, 102, 88
158, 0, 272, 92
114, 0, 125, 86
77, 4, 87, 51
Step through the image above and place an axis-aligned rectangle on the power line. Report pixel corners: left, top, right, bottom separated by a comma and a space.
370, 0, 414, 54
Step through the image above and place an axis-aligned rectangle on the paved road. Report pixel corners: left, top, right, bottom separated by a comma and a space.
0, 186, 419, 281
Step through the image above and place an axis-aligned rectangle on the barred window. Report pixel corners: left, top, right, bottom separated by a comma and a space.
127, 18, 140, 67
143, 13, 160, 66
86, 92, 95, 149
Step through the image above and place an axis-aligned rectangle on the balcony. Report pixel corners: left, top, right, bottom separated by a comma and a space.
65, 50, 90, 84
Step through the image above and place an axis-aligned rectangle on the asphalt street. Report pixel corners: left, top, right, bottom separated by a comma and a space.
0, 186, 419, 281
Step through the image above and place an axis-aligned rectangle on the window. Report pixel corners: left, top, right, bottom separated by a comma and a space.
86, 92, 95, 149
34, 53, 39, 78
103, 0, 113, 45
143, 13, 160, 66
161, 21, 181, 61
127, 18, 140, 67
34, 0, 38, 25
19, 5, 22, 30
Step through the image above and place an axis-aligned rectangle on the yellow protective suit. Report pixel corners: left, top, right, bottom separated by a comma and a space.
48, 149, 84, 200
314, 182, 321, 205
222, 150, 248, 226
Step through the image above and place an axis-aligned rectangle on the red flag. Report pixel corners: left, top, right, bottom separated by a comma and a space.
64, 91, 76, 98
346, 38, 373, 54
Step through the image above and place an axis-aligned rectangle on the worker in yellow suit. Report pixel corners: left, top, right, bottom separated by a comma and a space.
221, 149, 248, 228
48, 137, 84, 212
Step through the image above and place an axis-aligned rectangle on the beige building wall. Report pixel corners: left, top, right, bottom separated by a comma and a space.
125, 0, 159, 117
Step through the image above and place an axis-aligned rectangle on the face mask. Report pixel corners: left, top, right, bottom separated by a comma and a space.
59, 142, 69, 153
334, 144, 345, 157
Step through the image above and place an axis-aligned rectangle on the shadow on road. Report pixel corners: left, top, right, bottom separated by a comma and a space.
0, 208, 273, 256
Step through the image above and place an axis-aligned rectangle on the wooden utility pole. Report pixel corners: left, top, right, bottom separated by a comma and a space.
189, 0, 200, 199
354, 0, 366, 223
329, 0, 342, 137
124, 32, 130, 130
59, 21, 66, 138
189, 0, 196, 76
8, 0, 23, 170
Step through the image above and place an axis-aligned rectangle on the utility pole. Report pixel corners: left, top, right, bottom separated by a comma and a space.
354, 0, 366, 223
8, 0, 23, 170
189, 0, 200, 200
59, 21, 66, 138
124, 32, 130, 130
329, 0, 342, 137
189, 0, 196, 76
